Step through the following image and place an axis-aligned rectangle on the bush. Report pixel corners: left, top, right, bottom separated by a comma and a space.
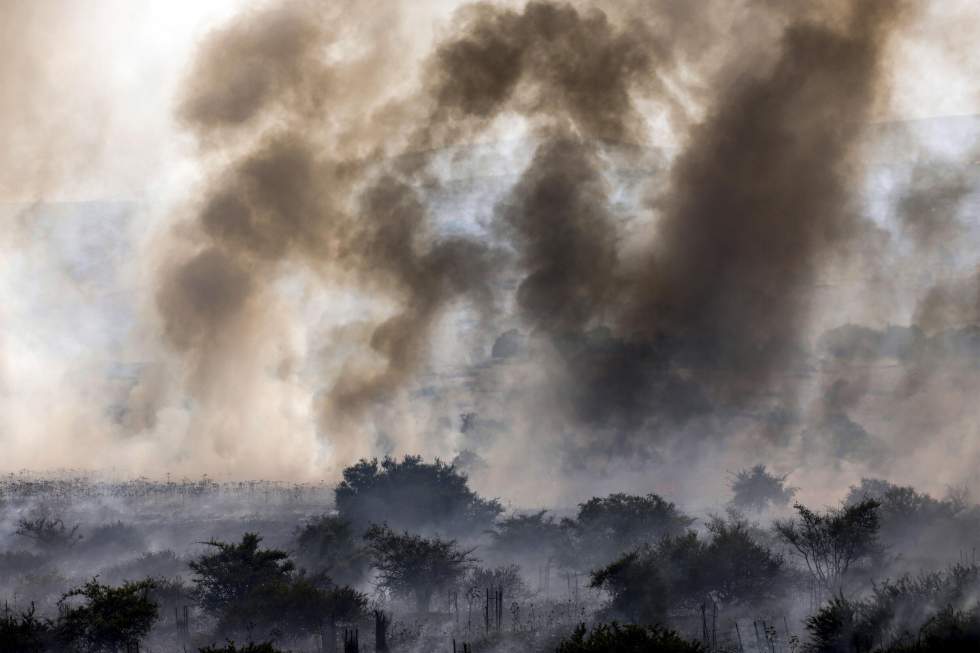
0, 605, 54, 653
774, 499, 881, 595
805, 564, 980, 652
556, 622, 703, 653
489, 510, 565, 567
56, 578, 159, 652
189, 532, 365, 641
189, 533, 293, 638
563, 493, 694, 570
805, 595, 869, 653
591, 514, 785, 623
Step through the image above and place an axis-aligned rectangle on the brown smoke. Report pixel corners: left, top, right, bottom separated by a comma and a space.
156, 0, 914, 473
0, 1, 105, 199
498, 135, 619, 335
159, 0, 498, 454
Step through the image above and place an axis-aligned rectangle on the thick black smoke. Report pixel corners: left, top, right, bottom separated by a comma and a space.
490, 2, 911, 458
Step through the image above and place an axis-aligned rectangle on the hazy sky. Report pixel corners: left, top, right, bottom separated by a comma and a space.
2, 1, 980, 511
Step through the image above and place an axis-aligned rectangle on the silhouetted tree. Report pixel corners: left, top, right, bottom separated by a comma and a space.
700, 512, 788, 605
564, 493, 694, 569
190, 532, 365, 644
730, 465, 797, 512
294, 515, 368, 586
489, 510, 564, 568
335, 456, 502, 535
189, 533, 294, 638
364, 525, 474, 612
592, 514, 785, 623
56, 578, 158, 652
556, 622, 703, 653
775, 499, 881, 595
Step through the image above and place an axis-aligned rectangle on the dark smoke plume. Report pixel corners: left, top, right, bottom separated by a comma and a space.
158, 0, 911, 470
491, 2, 911, 460
623, 3, 907, 400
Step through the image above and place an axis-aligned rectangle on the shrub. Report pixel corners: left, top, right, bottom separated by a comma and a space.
556, 622, 703, 653
0, 604, 54, 653
56, 578, 159, 652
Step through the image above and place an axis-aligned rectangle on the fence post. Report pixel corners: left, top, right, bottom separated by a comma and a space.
374, 609, 389, 652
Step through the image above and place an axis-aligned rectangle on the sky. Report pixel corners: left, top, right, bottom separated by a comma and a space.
2, 0, 980, 511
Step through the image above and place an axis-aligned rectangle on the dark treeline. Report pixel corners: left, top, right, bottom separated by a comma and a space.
3, 457, 980, 652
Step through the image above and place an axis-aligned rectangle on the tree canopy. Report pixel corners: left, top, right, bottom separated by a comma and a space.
775, 499, 881, 596
190, 533, 295, 623
489, 510, 566, 567
805, 563, 980, 653
335, 455, 502, 535
564, 493, 694, 569
190, 532, 365, 643
57, 578, 158, 652
591, 513, 786, 623
364, 524, 475, 612
729, 465, 797, 512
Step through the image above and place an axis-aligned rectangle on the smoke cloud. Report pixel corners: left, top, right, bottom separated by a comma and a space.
4, 0, 980, 510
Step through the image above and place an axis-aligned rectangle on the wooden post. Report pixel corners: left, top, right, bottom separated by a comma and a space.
374, 609, 389, 652
701, 603, 708, 649
343, 627, 360, 653
496, 586, 503, 631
